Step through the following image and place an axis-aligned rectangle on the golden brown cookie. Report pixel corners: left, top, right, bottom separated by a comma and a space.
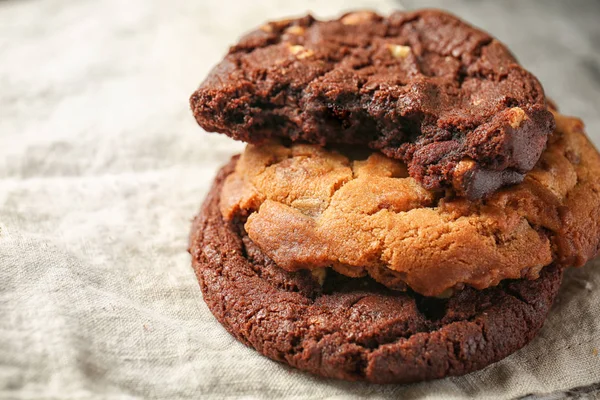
220, 112, 600, 296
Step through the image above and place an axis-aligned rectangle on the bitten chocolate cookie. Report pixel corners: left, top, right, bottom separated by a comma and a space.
189, 161, 563, 383
220, 111, 600, 297
190, 9, 555, 198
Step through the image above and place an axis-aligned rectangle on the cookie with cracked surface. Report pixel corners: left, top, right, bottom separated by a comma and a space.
189, 161, 563, 383
190, 9, 555, 199
220, 112, 600, 297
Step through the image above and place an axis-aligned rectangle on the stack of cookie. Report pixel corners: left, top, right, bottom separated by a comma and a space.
188, 10, 600, 383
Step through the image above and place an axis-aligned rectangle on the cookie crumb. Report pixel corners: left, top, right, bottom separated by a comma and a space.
341, 11, 377, 25
387, 44, 411, 59
285, 25, 305, 35
310, 268, 327, 286
288, 44, 314, 59
509, 107, 527, 129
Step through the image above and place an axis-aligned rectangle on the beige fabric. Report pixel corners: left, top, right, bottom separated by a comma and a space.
1, 0, 599, 399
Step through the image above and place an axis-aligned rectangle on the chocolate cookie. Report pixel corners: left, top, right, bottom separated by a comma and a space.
189, 161, 563, 383
220, 111, 600, 297
190, 9, 555, 199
